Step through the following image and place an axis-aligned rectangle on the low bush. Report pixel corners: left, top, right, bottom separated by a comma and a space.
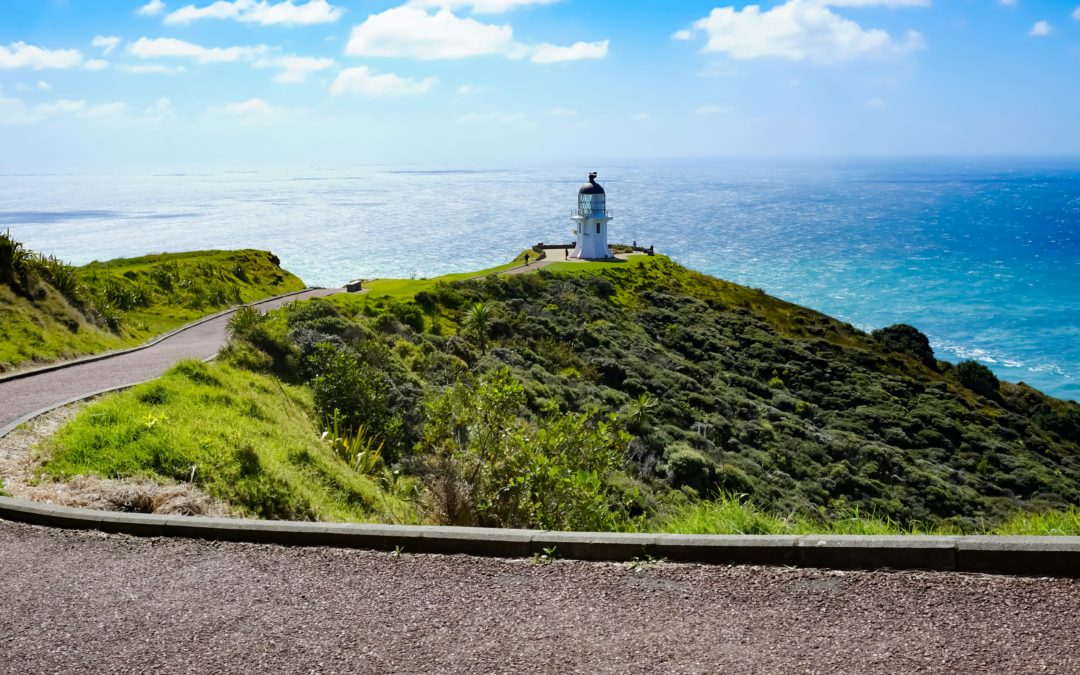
956, 360, 1000, 397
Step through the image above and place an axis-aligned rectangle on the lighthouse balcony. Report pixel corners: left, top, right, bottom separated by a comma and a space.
571, 208, 613, 218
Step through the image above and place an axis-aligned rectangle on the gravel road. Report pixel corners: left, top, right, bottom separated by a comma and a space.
1, 520, 1078, 674
0, 288, 339, 429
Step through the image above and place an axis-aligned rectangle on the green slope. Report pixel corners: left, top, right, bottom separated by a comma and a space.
39, 252, 1080, 532
0, 245, 305, 371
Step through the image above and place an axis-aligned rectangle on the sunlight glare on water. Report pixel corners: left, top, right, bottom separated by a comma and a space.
3, 158, 1078, 400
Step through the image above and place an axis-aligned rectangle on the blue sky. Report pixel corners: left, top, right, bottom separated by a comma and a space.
1, 0, 1079, 169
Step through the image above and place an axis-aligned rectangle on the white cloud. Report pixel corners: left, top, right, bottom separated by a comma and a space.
2, 90, 134, 125
824, 0, 928, 5
92, 36, 122, 55
120, 63, 187, 74
1073, 6, 1080, 20
456, 111, 526, 125
330, 66, 436, 96
0, 42, 84, 70
530, 40, 608, 63
0, 87, 35, 125
547, 107, 576, 116
129, 37, 269, 63
34, 99, 86, 115
165, 0, 343, 26
681, 0, 926, 64
145, 97, 173, 122
256, 55, 335, 83
672, 29, 693, 41
999, 0, 1016, 6
863, 97, 886, 109
82, 102, 128, 119
346, 7, 519, 59
1029, 20, 1051, 36
138, 0, 167, 16
457, 83, 493, 94
632, 112, 651, 121
408, 0, 559, 14
16, 80, 51, 91
346, 6, 607, 63
694, 104, 733, 115
84, 59, 110, 71
221, 98, 275, 115
208, 97, 298, 119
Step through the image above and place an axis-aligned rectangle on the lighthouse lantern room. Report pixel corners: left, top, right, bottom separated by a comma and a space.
571, 171, 612, 260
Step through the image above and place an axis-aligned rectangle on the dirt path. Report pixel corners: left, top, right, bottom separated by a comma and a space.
0, 288, 339, 430
1, 519, 1077, 674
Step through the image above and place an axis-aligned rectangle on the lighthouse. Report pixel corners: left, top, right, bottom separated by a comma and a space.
571, 172, 612, 260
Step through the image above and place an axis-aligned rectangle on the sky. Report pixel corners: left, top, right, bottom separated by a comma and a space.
1, 0, 1079, 170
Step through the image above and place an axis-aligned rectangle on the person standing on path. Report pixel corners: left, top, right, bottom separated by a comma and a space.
524, 253, 530, 267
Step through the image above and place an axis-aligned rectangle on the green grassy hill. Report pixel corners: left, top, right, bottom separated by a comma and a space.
34, 252, 1080, 533
0, 234, 305, 371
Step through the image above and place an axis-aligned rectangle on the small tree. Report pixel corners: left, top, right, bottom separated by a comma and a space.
462, 301, 493, 353
956, 360, 999, 397
622, 393, 658, 435
871, 323, 936, 368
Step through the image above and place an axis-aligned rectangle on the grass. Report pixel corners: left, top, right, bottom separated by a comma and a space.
650, 494, 1080, 536
351, 250, 532, 302
34, 361, 1080, 535
0, 283, 127, 367
331, 251, 658, 312
0, 249, 305, 371
77, 249, 305, 339
38, 360, 416, 523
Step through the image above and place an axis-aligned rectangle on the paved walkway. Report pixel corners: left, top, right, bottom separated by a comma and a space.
1, 519, 1078, 674
501, 249, 642, 276
0, 288, 338, 430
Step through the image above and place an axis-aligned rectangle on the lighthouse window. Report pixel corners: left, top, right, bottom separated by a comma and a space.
596, 223, 601, 234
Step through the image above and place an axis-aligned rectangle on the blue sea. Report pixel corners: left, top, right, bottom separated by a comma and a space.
3, 158, 1078, 401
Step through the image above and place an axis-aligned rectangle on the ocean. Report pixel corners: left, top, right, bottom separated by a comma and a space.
2, 158, 1078, 401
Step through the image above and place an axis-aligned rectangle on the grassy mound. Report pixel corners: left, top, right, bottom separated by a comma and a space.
36, 252, 1080, 533
0, 238, 305, 371
38, 360, 414, 522
315, 254, 1080, 530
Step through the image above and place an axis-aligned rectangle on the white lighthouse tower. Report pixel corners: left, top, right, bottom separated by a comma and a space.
571, 172, 612, 260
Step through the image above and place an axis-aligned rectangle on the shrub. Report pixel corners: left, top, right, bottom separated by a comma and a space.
0, 230, 34, 290
227, 306, 265, 341
956, 360, 999, 397
419, 369, 632, 530
871, 324, 936, 368
88, 296, 124, 331
286, 297, 340, 327
390, 300, 425, 333
35, 254, 81, 304
663, 442, 717, 497
308, 344, 393, 447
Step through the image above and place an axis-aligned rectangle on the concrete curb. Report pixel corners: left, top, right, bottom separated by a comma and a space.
2, 497, 1078, 576
0, 286, 324, 385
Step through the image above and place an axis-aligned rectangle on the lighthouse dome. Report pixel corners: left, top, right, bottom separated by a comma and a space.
579, 171, 605, 195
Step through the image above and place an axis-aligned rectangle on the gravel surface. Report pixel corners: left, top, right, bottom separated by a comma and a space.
2, 520, 1078, 674
0, 288, 338, 429
0, 402, 227, 514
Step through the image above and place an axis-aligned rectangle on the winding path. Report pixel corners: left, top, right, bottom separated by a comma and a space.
0, 288, 339, 431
